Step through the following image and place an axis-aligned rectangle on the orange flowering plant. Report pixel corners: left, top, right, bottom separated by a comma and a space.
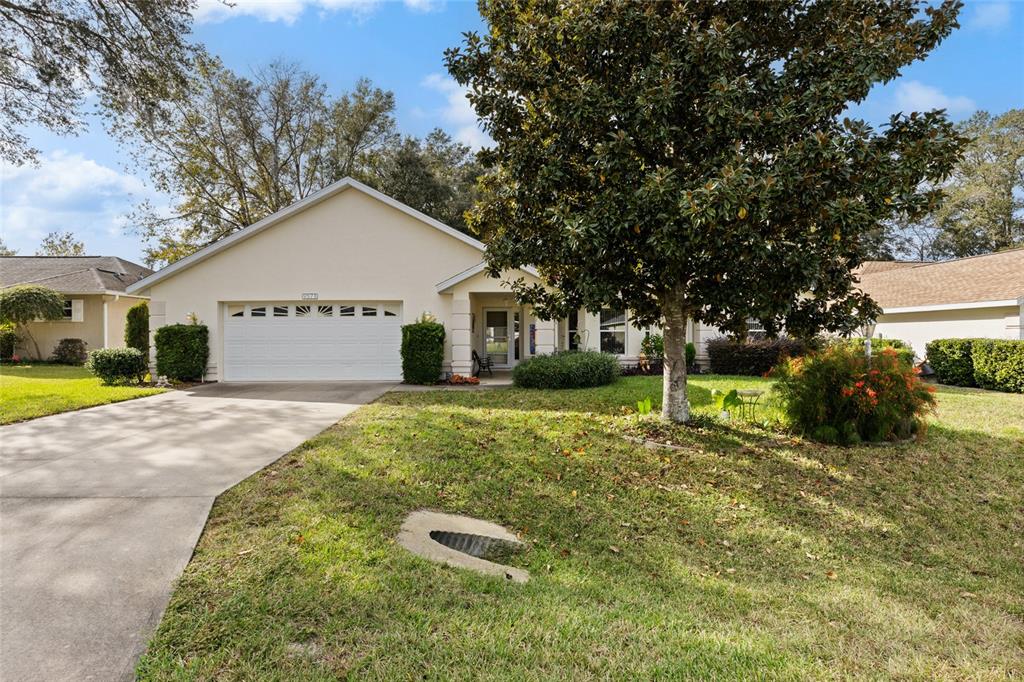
772, 344, 936, 445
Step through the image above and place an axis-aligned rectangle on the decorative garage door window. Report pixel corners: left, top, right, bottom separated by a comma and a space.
223, 301, 403, 381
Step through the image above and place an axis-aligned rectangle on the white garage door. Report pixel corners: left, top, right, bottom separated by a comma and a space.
223, 302, 402, 381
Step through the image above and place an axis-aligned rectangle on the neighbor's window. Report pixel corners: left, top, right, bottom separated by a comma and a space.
568, 309, 580, 350
600, 308, 626, 354
746, 317, 766, 338
273, 305, 289, 317
62, 299, 73, 320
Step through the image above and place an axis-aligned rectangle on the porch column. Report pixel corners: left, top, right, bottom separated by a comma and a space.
534, 316, 556, 356
451, 294, 473, 375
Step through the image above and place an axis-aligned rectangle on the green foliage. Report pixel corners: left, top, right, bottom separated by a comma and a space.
446, 0, 964, 419
0, 285, 64, 325
51, 338, 88, 365
36, 231, 85, 256
707, 337, 814, 376
970, 339, 1024, 393
926, 338, 977, 386
711, 388, 744, 413
86, 347, 148, 385
840, 337, 915, 366
0, 323, 19, 359
773, 346, 936, 444
512, 351, 620, 389
636, 396, 653, 416
125, 301, 149, 355
640, 333, 664, 359
155, 324, 209, 381
686, 342, 696, 367
400, 321, 445, 384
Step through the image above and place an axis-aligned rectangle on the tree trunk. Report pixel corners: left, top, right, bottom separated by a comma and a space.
661, 289, 690, 423
20, 324, 42, 360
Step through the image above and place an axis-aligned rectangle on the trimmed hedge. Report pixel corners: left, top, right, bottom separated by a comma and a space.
125, 301, 149, 355
706, 337, 814, 376
971, 339, 1024, 393
51, 338, 88, 365
401, 320, 445, 384
512, 350, 620, 389
155, 324, 209, 381
842, 337, 915, 367
926, 338, 977, 387
87, 347, 147, 385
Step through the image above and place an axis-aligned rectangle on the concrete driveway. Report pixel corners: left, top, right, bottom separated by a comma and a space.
0, 381, 393, 682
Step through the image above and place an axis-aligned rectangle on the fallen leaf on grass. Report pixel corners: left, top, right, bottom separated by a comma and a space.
609, 546, 621, 554
825, 570, 837, 580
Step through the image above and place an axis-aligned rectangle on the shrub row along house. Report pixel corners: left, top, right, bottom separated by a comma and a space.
0, 256, 153, 359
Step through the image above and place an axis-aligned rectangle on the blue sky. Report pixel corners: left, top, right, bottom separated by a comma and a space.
1, 0, 1021, 263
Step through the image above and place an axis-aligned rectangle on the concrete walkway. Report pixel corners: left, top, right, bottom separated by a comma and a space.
0, 382, 393, 682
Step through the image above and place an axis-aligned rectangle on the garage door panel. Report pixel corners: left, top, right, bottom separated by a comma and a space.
224, 301, 402, 381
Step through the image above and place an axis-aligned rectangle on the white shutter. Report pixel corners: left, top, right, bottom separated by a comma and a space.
71, 299, 84, 322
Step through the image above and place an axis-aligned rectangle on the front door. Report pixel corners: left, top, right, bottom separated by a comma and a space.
483, 308, 517, 367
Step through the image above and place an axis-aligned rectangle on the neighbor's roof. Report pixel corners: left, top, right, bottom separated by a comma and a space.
0, 256, 153, 295
857, 248, 1024, 310
853, 260, 922, 276
128, 177, 488, 294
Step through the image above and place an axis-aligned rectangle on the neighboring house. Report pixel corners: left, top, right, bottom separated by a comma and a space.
0, 256, 153, 359
855, 249, 1024, 358
127, 178, 682, 382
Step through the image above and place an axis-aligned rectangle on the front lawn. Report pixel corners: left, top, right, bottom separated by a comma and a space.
140, 376, 1023, 680
0, 364, 164, 424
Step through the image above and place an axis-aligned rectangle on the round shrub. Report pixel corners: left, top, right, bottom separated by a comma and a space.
926, 338, 977, 387
51, 338, 88, 365
971, 339, 1024, 393
512, 350, 620, 389
155, 324, 209, 381
125, 301, 149, 356
0, 323, 19, 360
772, 345, 936, 444
401, 320, 445, 384
87, 347, 147, 385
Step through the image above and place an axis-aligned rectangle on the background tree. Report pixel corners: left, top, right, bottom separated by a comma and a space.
0, 285, 65, 359
447, 0, 965, 422
116, 57, 484, 265
36, 231, 86, 257
931, 109, 1023, 257
0, 0, 194, 166
0, 238, 16, 256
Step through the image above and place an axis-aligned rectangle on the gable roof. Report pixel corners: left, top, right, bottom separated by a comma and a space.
127, 177, 488, 294
0, 256, 153, 294
857, 248, 1024, 311
435, 261, 541, 293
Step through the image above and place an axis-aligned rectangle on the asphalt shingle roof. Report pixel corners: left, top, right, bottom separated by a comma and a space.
0, 256, 153, 294
856, 248, 1024, 309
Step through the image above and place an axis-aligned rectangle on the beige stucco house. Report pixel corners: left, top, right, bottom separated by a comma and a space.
0, 256, 152, 359
127, 178, 688, 382
855, 250, 1024, 358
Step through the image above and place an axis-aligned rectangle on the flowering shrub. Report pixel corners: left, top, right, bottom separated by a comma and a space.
772, 345, 935, 445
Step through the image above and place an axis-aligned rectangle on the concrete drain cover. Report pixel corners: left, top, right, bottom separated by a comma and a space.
398, 510, 529, 583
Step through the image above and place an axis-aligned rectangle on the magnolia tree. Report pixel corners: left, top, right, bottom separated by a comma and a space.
446, 0, 965, 422
0, 286, 65, 359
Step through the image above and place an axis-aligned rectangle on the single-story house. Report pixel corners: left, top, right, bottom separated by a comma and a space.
127, 178, 696, 381
0, 256, 153, 359
855, 249, 1024, 358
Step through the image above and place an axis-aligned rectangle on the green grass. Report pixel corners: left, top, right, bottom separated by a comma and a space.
0, 364, 164, 424
139, 375, 1024, 680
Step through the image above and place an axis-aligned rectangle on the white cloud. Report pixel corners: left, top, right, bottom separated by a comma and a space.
194, 0, 436, 24
421, 73, 490, 149
0, 151, 158, 257
893, 80, 976, 115
966, 1, 1011, 31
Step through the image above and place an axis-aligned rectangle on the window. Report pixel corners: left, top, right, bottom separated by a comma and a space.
600, 308, 626, 354
273, 305, 289, 317
568, 310, 580, 350
228, 305, 244, 317
250, 306, 266, 317
746, 317, 766, 339
296, 305, 312, 318
383, 304, 399, 317
317, 305, 333, 317
62, 299, 73, 320
361, 305, 377, 317
338, 305, 355, 317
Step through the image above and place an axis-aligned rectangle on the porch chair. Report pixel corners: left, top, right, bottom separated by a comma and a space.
472, 349, 494, 378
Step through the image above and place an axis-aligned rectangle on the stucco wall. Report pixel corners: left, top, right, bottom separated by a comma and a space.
874, 305, 1022, 358
17, 295, 104, 359
139, 187, 487, 380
